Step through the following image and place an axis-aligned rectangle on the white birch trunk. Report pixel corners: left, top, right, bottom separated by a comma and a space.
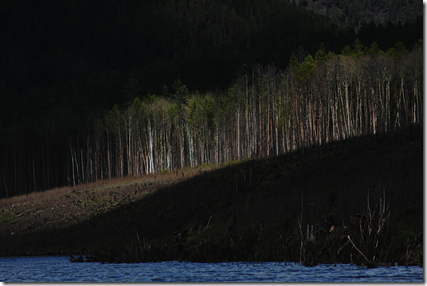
148, 120, 154, 174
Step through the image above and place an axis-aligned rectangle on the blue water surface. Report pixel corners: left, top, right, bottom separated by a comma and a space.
0, 256, 423, 282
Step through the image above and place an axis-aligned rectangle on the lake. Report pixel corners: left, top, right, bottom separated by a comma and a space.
0, 256, 423, 282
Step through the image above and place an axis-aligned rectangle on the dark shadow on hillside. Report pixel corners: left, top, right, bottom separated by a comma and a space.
1, 125, 423, 266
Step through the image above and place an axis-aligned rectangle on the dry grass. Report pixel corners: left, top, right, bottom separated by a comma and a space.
0, 165, 216, 237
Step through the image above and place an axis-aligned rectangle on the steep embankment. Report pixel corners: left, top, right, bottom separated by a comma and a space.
0, 126, 423, 266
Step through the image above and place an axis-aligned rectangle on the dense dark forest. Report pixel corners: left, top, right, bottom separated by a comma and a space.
285, 0, 423, 28
0, 0, 423, 198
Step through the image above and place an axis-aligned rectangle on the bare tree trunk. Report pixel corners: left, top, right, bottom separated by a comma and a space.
107, 130, 111, 179
148, 120, 154, 174
258, 67, 262, 157
267, 81, 271, 157
251, 66, 257, 157
237, 88, 241, 160
215, 93, 220, 164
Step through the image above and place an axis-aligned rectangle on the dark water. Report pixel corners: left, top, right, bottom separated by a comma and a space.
0, 256, 423, 282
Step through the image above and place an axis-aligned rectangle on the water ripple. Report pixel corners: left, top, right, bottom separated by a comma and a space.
0, 256, 423, 282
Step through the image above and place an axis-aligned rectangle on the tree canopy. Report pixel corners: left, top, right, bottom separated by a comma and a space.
0, 0, 423, 198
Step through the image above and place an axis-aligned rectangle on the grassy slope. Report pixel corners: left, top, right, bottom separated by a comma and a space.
0, 125, 423, 266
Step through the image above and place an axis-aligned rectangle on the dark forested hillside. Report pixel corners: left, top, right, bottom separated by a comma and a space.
0, 0, 421, 100
284, 0, 423, 28
0, 0, 423, 199
0, 0, 335, 99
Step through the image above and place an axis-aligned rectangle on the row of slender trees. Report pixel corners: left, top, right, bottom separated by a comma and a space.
0, 42, 422, 198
